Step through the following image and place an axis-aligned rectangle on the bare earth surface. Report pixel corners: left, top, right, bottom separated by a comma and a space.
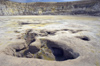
0, 15, 100, 66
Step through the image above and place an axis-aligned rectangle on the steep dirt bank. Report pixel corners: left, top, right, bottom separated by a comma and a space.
0, 0, 100, 16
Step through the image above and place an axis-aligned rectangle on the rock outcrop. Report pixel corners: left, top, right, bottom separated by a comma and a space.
0, 0, 100, 16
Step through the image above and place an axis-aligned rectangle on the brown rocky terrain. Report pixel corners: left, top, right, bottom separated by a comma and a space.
0, 0, 100, 16
0, 16, 100, 66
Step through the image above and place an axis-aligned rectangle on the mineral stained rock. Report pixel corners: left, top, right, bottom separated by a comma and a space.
33, 39, 56, 61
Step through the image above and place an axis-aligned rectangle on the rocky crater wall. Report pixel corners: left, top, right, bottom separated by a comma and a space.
0, 0, 100, 16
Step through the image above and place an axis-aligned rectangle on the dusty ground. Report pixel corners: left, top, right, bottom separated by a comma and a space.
0, 15, 100, 66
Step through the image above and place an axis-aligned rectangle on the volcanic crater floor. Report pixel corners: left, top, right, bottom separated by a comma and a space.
0, 16, 100, 66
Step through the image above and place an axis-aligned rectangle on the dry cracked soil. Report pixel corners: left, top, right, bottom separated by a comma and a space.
0, 15, 100, 66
